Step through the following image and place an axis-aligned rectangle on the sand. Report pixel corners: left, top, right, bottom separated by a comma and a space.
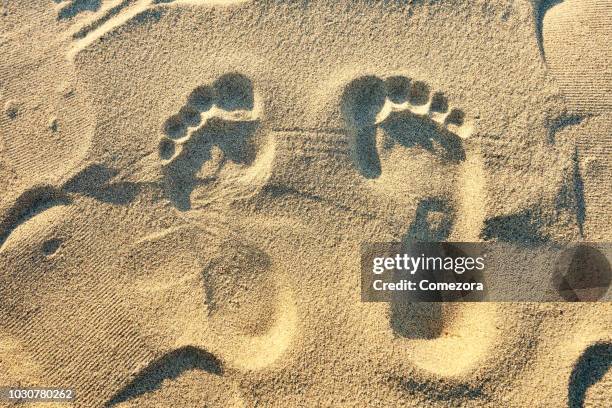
0, 0, 610, 407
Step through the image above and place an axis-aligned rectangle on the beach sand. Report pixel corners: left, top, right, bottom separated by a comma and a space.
0, 0, 610, 406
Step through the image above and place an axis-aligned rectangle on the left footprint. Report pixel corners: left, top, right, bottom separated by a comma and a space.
158, 73, 266, 210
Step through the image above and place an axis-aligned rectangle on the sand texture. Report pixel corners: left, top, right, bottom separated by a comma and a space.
0, 0, 610, 407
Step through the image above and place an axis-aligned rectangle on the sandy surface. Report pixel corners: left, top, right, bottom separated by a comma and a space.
0, 0, 610, 407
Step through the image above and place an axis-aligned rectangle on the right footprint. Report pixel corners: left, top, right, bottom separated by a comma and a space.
342, 76, 494, 378
341, 75, 473, 180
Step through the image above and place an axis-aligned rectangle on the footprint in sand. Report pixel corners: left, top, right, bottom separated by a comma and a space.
342, 75, 494, 376
119, 225, 296, 373
158, 73, 270, 211
340, 74, 484, 241
341, 74, 473, 180
389, 204, 494, 376
341, 74, 484, 234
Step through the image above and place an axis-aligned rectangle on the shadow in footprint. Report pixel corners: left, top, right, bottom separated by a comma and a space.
380, 111, 465, 163
42, 238, 63, 256
353, 126, 382, 178
397, 376, 484, 401
214, 73, 255, 111
481, 209, 549, 246
161, 73, 258, 210
568, 342, 611, 408
547, 114, 584, 144
391, 198, 456, 339
105, 346, 223, 407
63, 163, 141, 205
571, 149, 586, 236
341, 75, 465, 179
404, 198, 456, 242
555, 148, 586, 236
341, 76, 386, 179
162, 119, 259, 211
341, 76, 387, 127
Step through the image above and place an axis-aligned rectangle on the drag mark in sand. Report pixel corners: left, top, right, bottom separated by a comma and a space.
532, 0, 564, 62
62, 0, 250, 60
63, 0, 158, 61
105, 346, 223, 406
